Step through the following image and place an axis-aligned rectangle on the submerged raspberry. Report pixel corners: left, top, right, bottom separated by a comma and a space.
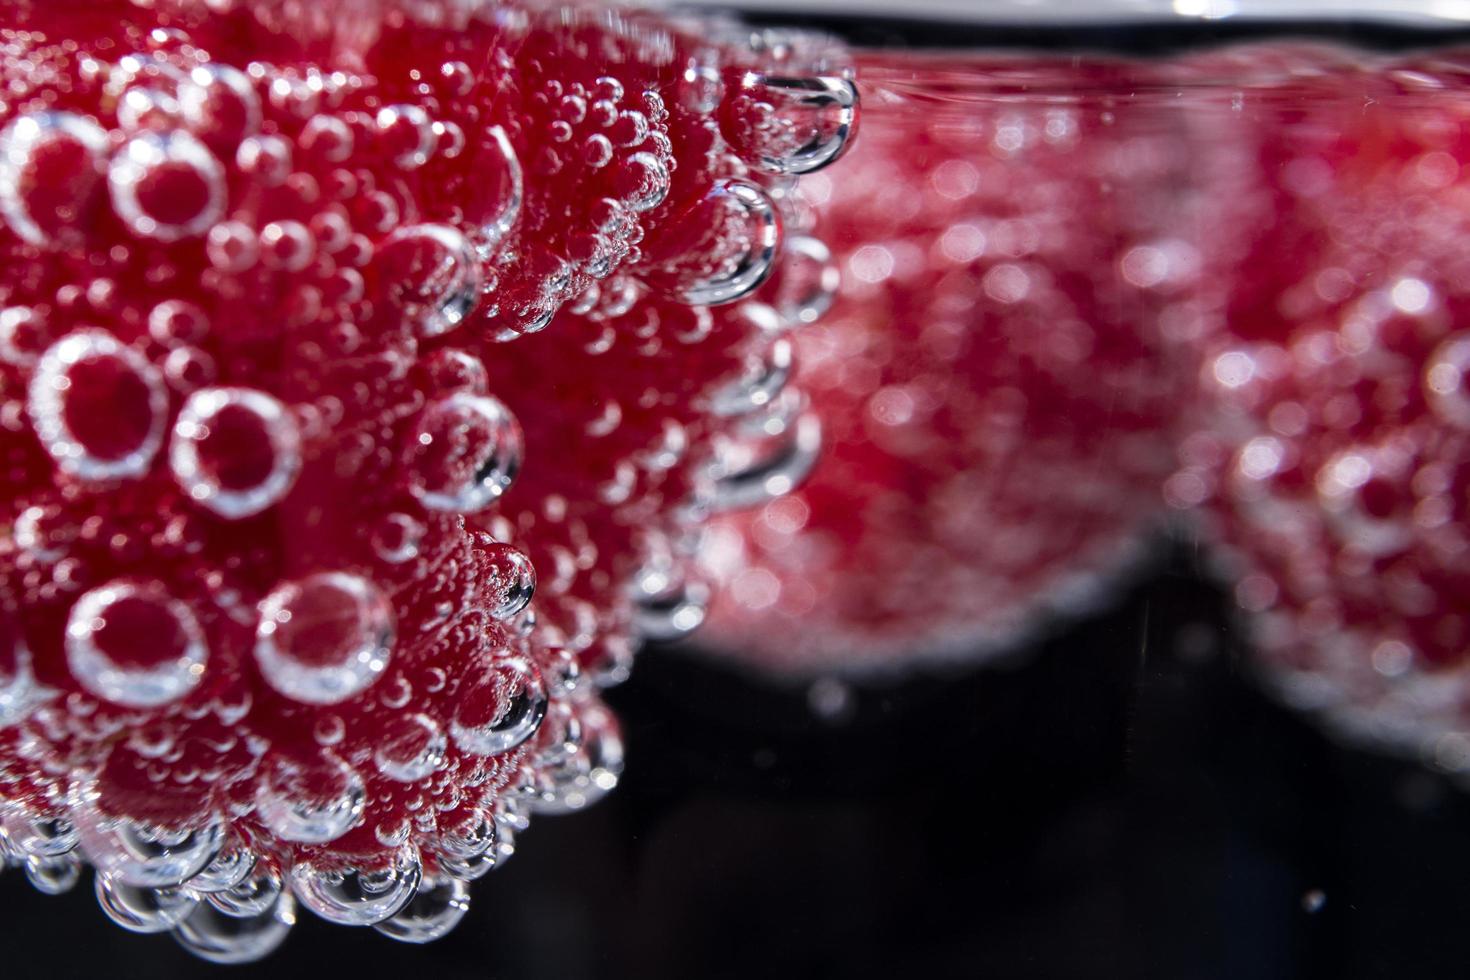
0, 0, 855, 961
1176, 45, 1470, 760
698, 52, 1207, 675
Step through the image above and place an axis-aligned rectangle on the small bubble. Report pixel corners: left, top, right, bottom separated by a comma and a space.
291, 851, 422, 926
65, 580, 208, 708
376, 224, 480, 337
377, 104, 436, 169
254, 752, 365, 844
171, 387, 302, 519
450, 657, 547, 756
722, 73, 858, 176
372, 513, 425, 564
0, 111, 109, 247
178, 63, 262, 150
373, 876, 470, 944
374, 713, 448, 782
407, 393, 523, 513
109, 131, 226, 242
254, 572, 394, 705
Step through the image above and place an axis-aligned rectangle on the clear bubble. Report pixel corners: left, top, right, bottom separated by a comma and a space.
254, 572, 394, 705
724, 73, 859, 176
435, 815, 497, 881
0, 306, 50, 367
0, 613, 44, 726
173, 891, 296, 965
147, 299, 210, 346
65, 580, 208, 708
28, 330, 168, 481
769, 234, 840, 326
68, 784, 225, 888
24, 851, 82, 895
619, 151, 670, 212
2, 813, 78, 857
477, 125, 523, 252
206, 871, 282, 918
186, 847, 256, 894
373, 713, 448, 782
705, 409, 822, 512
373, 876, 470, 944
0, 111, 109, 247
171, 387, 302, 519
178, 63, 262, 149
254, 752, 365, 844
479, 541, 536, 621
1425, 334, 1470, 429
679, 180, 781, 306
108, 130, 226, 241
377, 104, 436, 169
371, 513, 425, 564
450, 657, 548, 756
632, 562, 710, 642
407, 393, 523, 512
290, 849, 422, 926
531, 706, 624, 815
710, 335, 793, 419
95, 874, 198, 933
376, 224, 481, 337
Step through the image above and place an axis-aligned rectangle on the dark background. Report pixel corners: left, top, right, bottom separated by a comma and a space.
5, 536, 1470, 979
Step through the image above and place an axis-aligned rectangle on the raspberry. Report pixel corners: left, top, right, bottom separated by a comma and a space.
696, 51, 1206, 675
1176, 45, 1470, 760
0, 0, 855, 961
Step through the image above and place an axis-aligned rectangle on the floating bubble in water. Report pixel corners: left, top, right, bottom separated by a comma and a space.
206, 871, 282, 918
28, 330, 168, 481
679, 180, 781, 306
377, 104, 436, 169
373, 876, 470, 944
705, 409, 823, 512
108, 130, 226, 241
253, 752, 365, 844
290, 850, 422, 926
95, 874, 198, 933
722, 73, 858, 176
477, 125, 523, 252
373, 713, 448, 782
173, 891, 296, 965
477, 540, 536, 621
0, 111, 108, 247
767, 234, 840, 326
254, 572, 394, 705
24, 852, 82, 895
178, 63, 262, 150
65, 581, 208, 708
376, 224, 481, 337
407, 392, 523, 512
450, 656, 548, 756
171, 387, 302, 519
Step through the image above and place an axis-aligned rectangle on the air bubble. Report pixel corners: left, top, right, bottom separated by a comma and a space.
171, 387, 302, 519
24, 852, 81, 895
206, 871, 282, 918
531, 706, 624, 814
679, 180, 782, 306
1425, 334, 1470, 429
618, 151, 670, 212
373, 876, 470, 944
478, 541, 536, 620
186, 847, 255, 894
65, 581, 208, 708
632, 562, 710, 641
0, 305, 48, 366
173, 892, 296, 965
376, 224, 481, 337
1, 813, 78, 857
108, 130, 226, 241
178, 64, 262, 150
373, 713, 448, 782
377, 104, 436, 169
254, 752, 365, 844
435, 816, 497, 881
450, 657, 548, 756
722, 73, 858, 176
705, 409, 822, 512
710, 334, 793, 418
0, 111, 108, 247
0, 609, 42, 726
371, 513, 425, 564
407, 393, 523, 512
71, 807, 225, 889
29, 330, 168, 481
95, 875, 197, 933
254, 572, 394, 705
768, 234, 839, 326
290, 850, 422, 926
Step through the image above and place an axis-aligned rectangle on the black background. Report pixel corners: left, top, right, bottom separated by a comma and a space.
5, 537, 1470, 979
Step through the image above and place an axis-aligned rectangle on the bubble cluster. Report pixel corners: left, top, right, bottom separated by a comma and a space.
0, 0, 855, 962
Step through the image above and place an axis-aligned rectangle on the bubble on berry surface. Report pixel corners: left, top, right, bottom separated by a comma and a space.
28, 330, 168, 481
290, 850, 422, 926
0, 608, 43, 726
70, 803, 225, 889
450, 657, 548, 756
108, 130, 226, 242
186, 847, 255, 894
433, 815, 497, 881
178, 63, 261, 150
407, 392, 523, 512
206, 870, 283, 918
1424, 334, 1470, 429
710, 335, 793, 418
173, 891, 296, 965
617, 150, 671, 213
254, 752, 365, 844
766, 234, 840, 326
373, 713, 448, 782
677, 179, 782, 306
2, 812, 78, 858
376, 104, 436, 170
705, 408, 823, 512
95, 875, 198, 934
0, 305, 49, 366
373, 875, 470, 944
721, 73, 859, 176
24, 852, 82, 895
170, 387, 302, 519
65, 581, 208, 709
531, 704, 623, 814
376, 224, 481, 337
476, 125, 523, 252
0, 111, 108, 247
254, 572, 394, 705
371, 513, 425, 564
632, 560, 710, 641
477, 541, 537, 621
